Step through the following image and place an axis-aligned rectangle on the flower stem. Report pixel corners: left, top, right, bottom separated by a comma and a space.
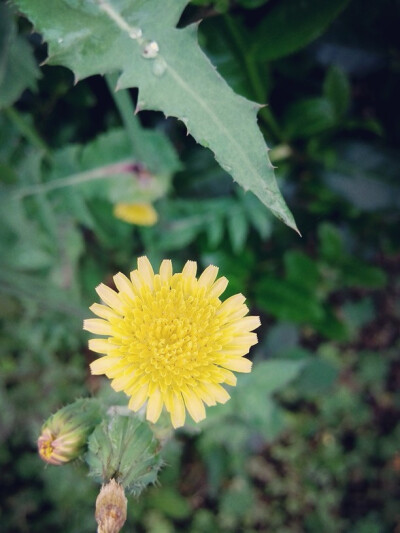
105, 73, 146, 160
222, 14, 284, 142
15, 160, 135, 199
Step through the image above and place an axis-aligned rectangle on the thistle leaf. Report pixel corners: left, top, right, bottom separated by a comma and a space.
14, 0, 298, 231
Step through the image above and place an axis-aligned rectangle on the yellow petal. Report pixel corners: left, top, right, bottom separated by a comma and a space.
195, 383, 217, 406
198, 265, 218, 288
113, 272, 136, 300
209, 276, 228, 298
218, 346, 251, 357
128, 384, 149, 411
95, 284, 124, 314
159, 259, 173, 283
129, 269, 142, 292
227, 333, 258, 347
225, 305, 249, 322
182, 389, 206, 422
90, 356, 121, 375
232, 316, 261, 332
146, 388, 163, 423
182, 260, 197, 278
111, 373, 135, 392
137, 256, 154, 289
169, 392, 186, 428
83, 318, 113, 335
88, 338, 114, 354
217, 293, 246, 316
202, 382, 230, 404
221, 356, 252, 373
90, 303, 120, 320
218, 368, 237, 386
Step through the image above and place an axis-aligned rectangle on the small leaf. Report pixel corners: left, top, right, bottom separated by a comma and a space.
323, 65, 350, 118
256, 278, 325, 323
318, 223, 344, 263
238, 359, 305, 395
342, 259, 387, 289
284, 250, 319, 292
295, 358, 338, 395
283, 97, 337, 139
253, 0, 350, 61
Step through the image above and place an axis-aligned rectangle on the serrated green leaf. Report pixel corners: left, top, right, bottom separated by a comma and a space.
15, 0, 297, 231
0, 4, 40, 108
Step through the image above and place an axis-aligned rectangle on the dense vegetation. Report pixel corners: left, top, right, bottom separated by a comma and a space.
1, 0, 399, 531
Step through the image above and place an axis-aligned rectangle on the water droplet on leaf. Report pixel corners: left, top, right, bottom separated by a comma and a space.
152, 58, 167, 77
142, 41, 159, 59
129, 27, 142, 40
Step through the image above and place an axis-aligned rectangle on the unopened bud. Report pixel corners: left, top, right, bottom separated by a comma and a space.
86, 413, 163, 494
38, 399, 102, 465
95, 479, 127, 533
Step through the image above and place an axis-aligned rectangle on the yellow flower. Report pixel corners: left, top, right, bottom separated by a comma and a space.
84, 257, 260, 428
113, 202, 158, 226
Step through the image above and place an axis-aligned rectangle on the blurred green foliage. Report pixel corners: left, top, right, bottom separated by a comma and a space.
1, 0, 399, 531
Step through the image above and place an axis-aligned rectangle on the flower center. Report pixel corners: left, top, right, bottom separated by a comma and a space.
116, 276, 225, 391
38, 432, 55, 460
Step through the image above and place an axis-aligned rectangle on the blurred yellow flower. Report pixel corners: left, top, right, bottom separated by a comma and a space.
113, 202, 158, 226
85, 257, 260, 428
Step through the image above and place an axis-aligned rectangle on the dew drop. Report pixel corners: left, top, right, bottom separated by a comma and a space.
152, 57, 167, 77
129, 27, 142, 40
221, 164, 232, 173
141, 41, 159, 59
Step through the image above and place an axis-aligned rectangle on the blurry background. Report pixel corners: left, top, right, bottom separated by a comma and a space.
0, 0, 399, 531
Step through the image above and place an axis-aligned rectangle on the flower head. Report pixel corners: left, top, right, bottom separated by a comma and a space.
37, 399, 102, 465
113, 202, 158, 226
85, 257, 260, 428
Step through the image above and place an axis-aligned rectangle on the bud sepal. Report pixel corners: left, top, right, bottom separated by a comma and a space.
86, 411, 163, 495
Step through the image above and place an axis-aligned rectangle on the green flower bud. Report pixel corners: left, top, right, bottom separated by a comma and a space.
38, 399, 103, 465
86, 411, 163, 495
